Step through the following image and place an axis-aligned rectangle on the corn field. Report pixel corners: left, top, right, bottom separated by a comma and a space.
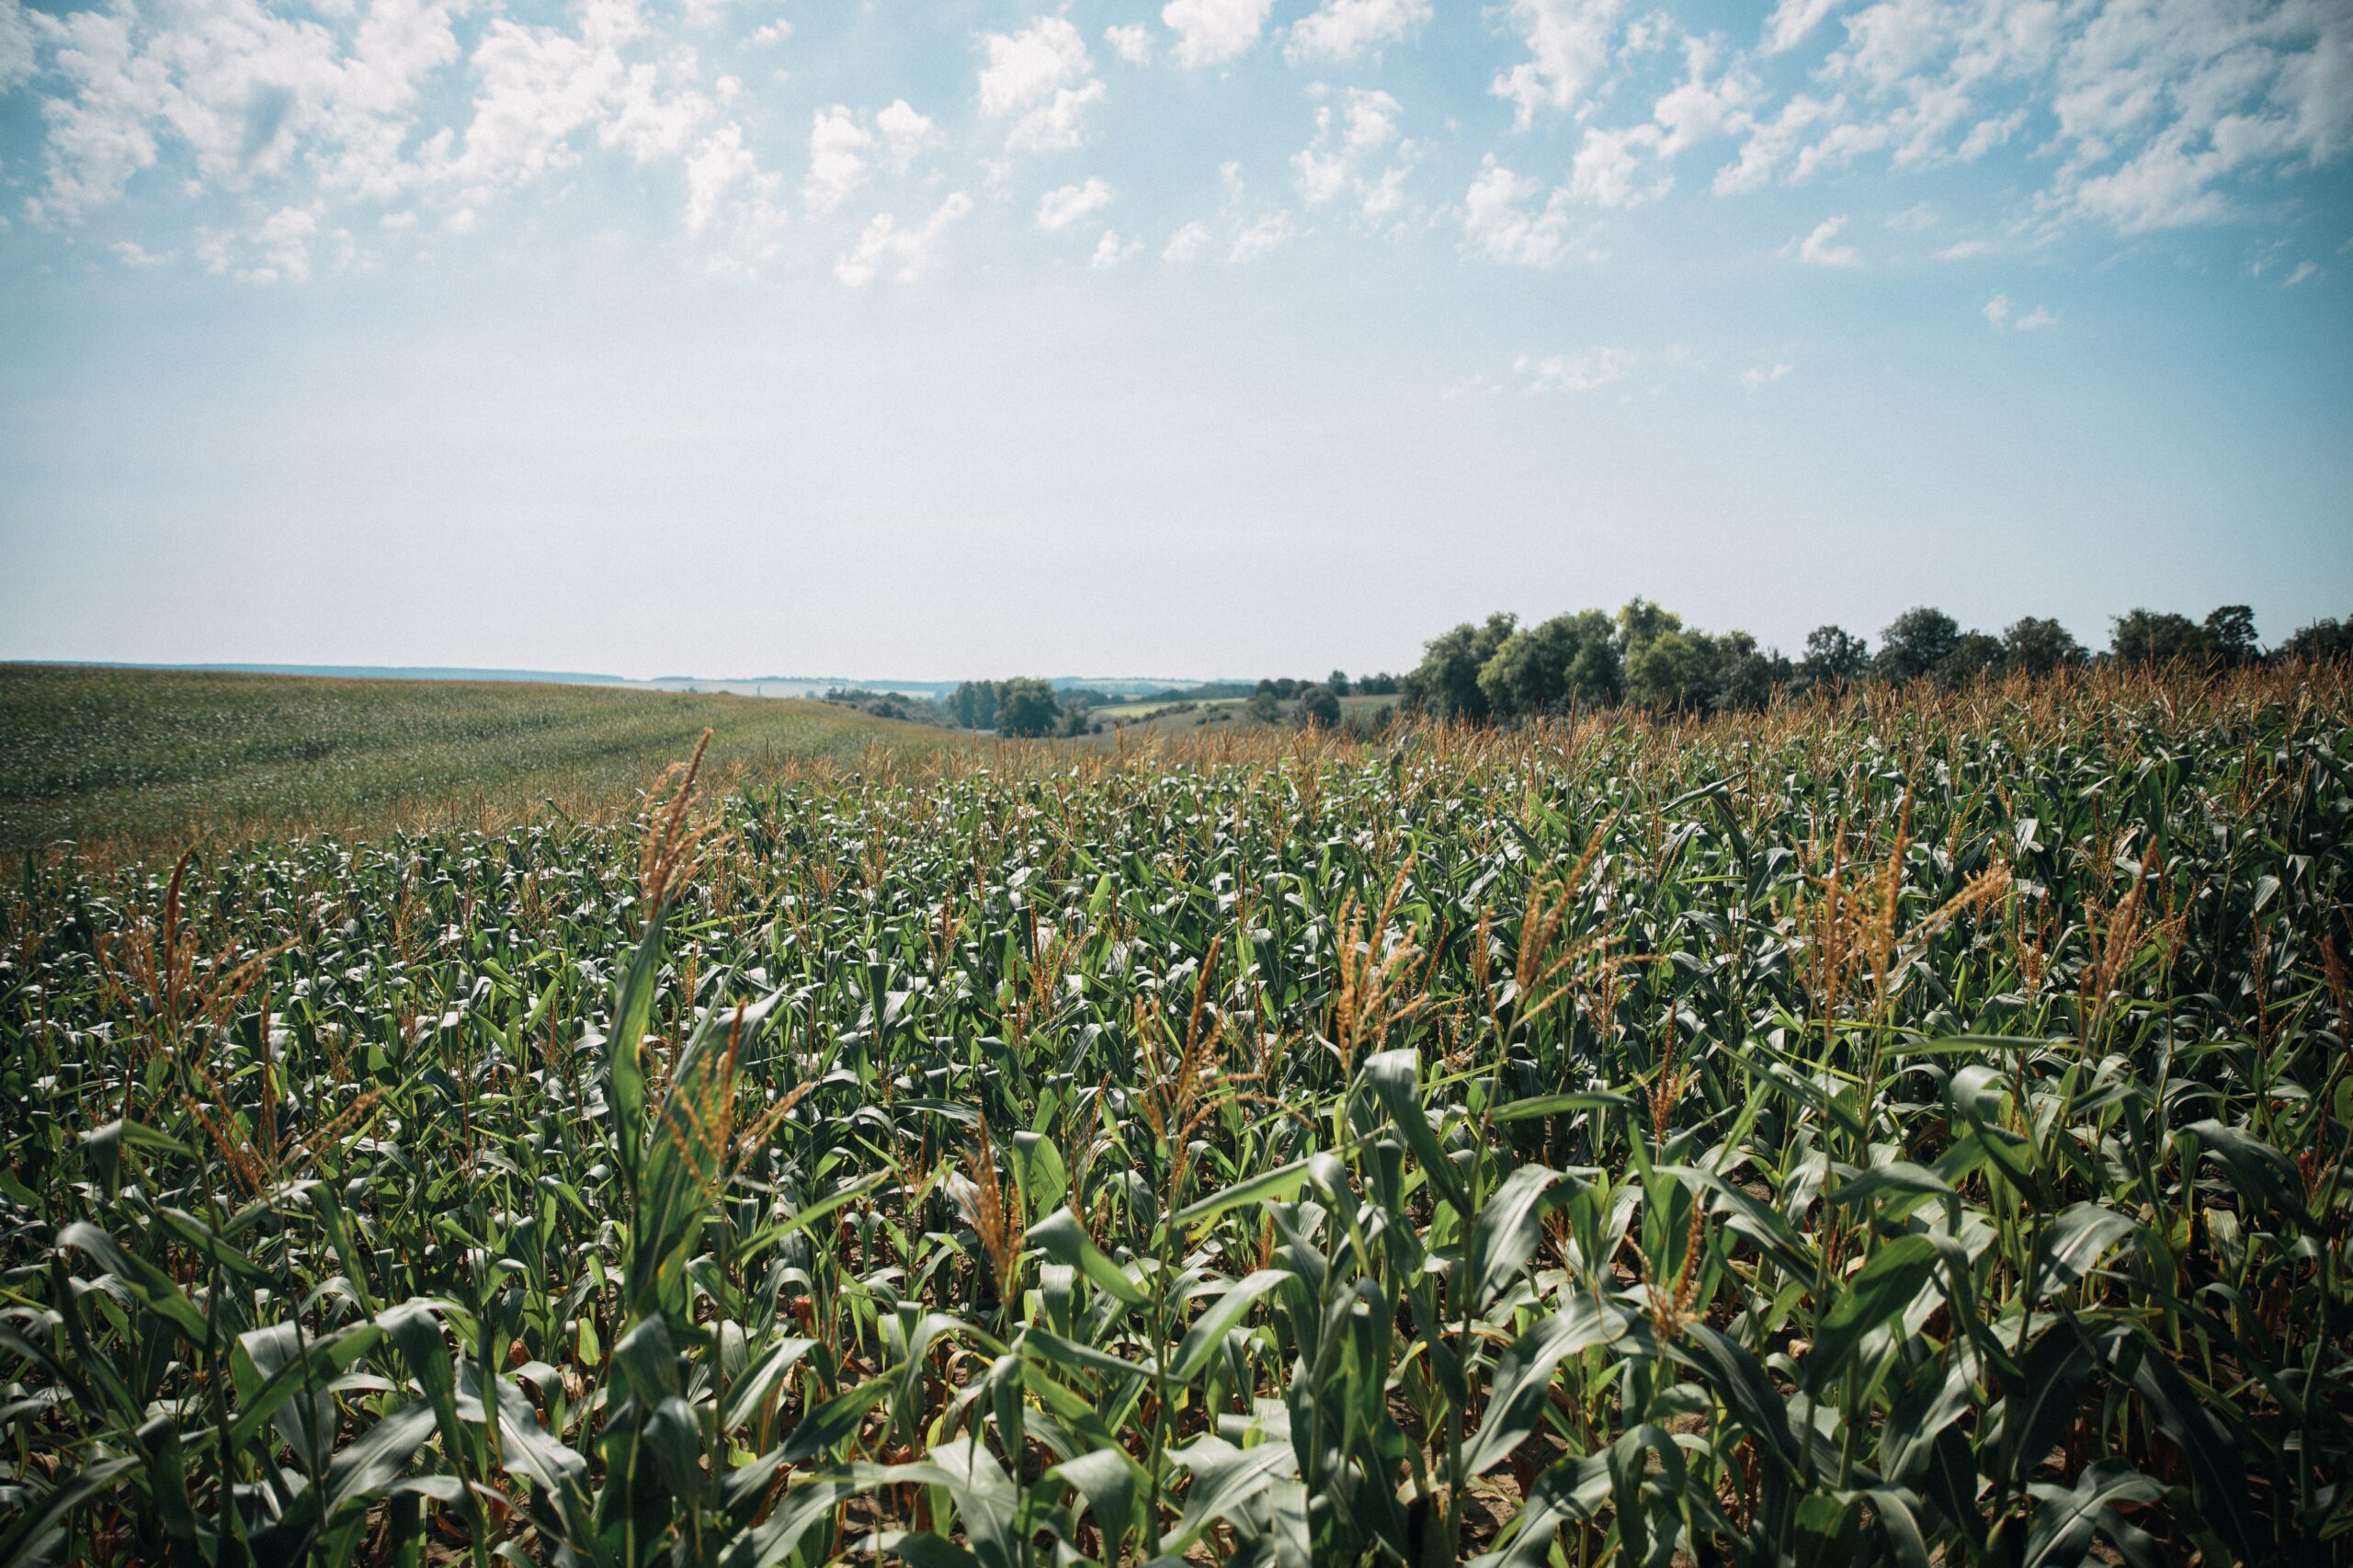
3, 668, 2349, 1566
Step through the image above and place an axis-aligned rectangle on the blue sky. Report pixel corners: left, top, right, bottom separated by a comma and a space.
1, 0, 2347, 680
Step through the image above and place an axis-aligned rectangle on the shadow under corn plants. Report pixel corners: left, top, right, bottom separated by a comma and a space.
1, 667, 2348, 1566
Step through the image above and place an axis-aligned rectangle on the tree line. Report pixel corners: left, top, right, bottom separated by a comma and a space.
840, 606, 2349, 736
1400, 601, 2351, 722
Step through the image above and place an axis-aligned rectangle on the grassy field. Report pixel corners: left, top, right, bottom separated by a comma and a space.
1095, 692, 1397, 739
2, 665, 2348, 1566
0, 665, 953, 862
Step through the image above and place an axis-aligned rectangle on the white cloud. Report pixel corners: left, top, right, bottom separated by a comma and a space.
875, 99, 938, 173
978, 17, 1104, 151
2282, 259, 2319, 287
1163, 219, 1211, 261
449, 1, 659, 193
1038, 176, 1114, 230
1229, 210, 1295, 261
833, 190, 972, 287
1491, 0, 1623, 129
1787, 212, 1859, 265
1091, 228, 1142, 267
1984, 291, 2055, 329
1461, 158, 1574, 266
802, 104, 872, 218
1729, 0, 2353, 233
1162, 0, 1273, 68
1286, 0, 1431, 64
1295, 87, 1415, 220
15, 0, 2348, 278
110, 238, 170, 265
195, 203, 324, 284
28, 0, 466, 221
1569, 123, 1669, 207
1711, 92, 1838, 195
0, 0, 33, 93
1737, 360, 1793, 387
1762, 0, 1844, 54
1516, 347, 1635, 392
601, 62, 718, 165
687, 120, 787, 273
1104, 24, 1154, 64
1561, 38, 1756, 207
1936, 238, 1995, 258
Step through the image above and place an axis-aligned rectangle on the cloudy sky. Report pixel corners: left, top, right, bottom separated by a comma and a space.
1, 0, 2347, 679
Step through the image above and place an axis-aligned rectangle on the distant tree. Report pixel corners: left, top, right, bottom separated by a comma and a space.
1327, 669, 1351, 696
2204, 605, 2258, 665
1056, 698, 1094, 738
1567, 636, 1624, 704
2109, 608, 2208, 666
993, 678, 1062, 737
1625, 629, 1721, 710
948, 679, 1000, 731
1295, 684, 1342, 729
1355, 672, 1403, 696
1942, 631, 2006, 684
1477, 614, 1583, 717
1713, 631, 1789, 712
1799, 625, 1870, 688
1878, 607, 1961, 683
1618, 597, 1682, 653
1248, 688, 1283, 722
1409, 613, 1518, 720
2280, 617, 2353, 662
2000, 616, 2085, 676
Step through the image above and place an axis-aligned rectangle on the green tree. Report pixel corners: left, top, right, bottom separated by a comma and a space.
1877, 607, 1961, 683
949, 680, 1000, 731
993, 677, 1062, 737
1326, 669, 1351, 696
2000, 616, 2085, 676
1618, 597, 1681, 653
1797, 626, 1870, 691
2281, 617, 2352, 662
1625, 629, 1721, 710
1294, 684, 1342, 729
1566, 637, 1624, 704
1713, 631, 1790, 711
1409, 613, 1517, 720
1475, 615, 1574, 717
1941, 630, 2006, 683
2204, 605, 2258, 665
2110, 608, 2209, 666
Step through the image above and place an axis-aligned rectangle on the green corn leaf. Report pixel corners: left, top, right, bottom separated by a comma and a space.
2028, 1202, 2137, 1301
1805, 1234, 1941, 1392
1168, 1269, 1291, 1381
54, 1223, 211, 1348
1463, 1294, 1629, 1475
1029, 1210, 1146, 1305
1674, 1323, 1806, 1477
2022, 1461, 2165, 1568
1470, 1162, 1571, 1310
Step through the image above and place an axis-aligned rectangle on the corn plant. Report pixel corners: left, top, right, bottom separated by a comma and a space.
1, 665, 2347, 1565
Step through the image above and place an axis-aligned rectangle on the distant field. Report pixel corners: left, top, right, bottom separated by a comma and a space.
0, 665, 955, 859
1095, 691, 1397, 739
